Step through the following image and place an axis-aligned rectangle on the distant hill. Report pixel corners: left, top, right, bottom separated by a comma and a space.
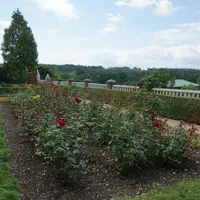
1, 63, 200, 84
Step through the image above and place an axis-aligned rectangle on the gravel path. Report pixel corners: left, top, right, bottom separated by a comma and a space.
0, 103, 64, 200
0, 103, 200, 200
166, 118, 200, 134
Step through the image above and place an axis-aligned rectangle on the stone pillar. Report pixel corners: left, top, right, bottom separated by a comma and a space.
106, 79, 116, 89
84, 79, 91, 88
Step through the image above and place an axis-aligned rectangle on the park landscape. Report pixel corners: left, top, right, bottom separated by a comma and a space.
0, 7, 200, 200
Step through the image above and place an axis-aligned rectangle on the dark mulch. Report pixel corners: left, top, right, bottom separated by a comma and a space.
0, 103, 64, 200
0, 103, 200, 200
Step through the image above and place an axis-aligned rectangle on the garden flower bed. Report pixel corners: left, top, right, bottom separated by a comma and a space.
1, 84, 199, 200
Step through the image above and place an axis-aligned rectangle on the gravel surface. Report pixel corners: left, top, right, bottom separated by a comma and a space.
166, 118, 200, 134
0, 103, 200, 200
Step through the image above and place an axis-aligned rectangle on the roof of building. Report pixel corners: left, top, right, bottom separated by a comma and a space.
167, 79, 199, 87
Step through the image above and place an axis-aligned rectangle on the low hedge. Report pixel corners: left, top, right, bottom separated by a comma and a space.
0, 84, 27, 88
60, 86, 200, 123
9, 84, 199, 123
159, 95, 200, 122
0, 87, 25, 95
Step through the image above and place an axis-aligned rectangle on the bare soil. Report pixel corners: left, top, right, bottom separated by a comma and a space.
0, 96, 8, 101
0, 103, 200, 200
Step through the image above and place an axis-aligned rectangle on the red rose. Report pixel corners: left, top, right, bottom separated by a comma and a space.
56, 119, 65, 127
152, 121, 160, 128
75, 97, 81, 104
63, 93, 68, 97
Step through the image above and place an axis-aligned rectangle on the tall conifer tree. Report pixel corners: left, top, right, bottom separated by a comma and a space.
1, 9, 38, 83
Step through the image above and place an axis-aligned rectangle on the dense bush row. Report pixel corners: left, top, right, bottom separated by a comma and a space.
64, 87, 200, 123
3, 83, 200, 123
10, 85, 197, 184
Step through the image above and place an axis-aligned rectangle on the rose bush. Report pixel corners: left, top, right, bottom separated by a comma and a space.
10, 84, 197, 182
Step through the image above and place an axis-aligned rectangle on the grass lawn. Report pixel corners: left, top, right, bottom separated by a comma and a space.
116, 180, 200, 200
0, 120, 20, 200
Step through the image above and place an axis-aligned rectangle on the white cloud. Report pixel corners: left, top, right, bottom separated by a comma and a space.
38, 20, 200, 69
106, 13, 124, 23
100, 23, 118, 34
116, 0, 156, 9
154, 0, 175, 16
101, 13, 123, 34
116, 0, 179, 16
176, 22, 200, 29
152, 22, 200, 45
40, 44, 200, 69
31, 0, 80, 20
48, 29, 60, 33
0, 20, 10, 34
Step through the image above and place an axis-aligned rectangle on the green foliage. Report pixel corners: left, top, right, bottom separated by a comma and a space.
181, 85, 199, 90
38, 64, 200, 85
0, 66, 8, 83
197, 76, 200, 85
159, 95, 200, 122
1, 9, 38, 83
10, 85, 195, 182
0, 121, 20, 200
140, 72, 170, 92
108, 113, 190, 173
115, 180, 200, 200
11, 87, 90, 183
37, 65, 54, 80
169, 76, 176, 88
0, 87, 25, 94
68, 86, 200, 124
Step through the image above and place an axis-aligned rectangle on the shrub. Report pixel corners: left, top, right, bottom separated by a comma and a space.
10, 86, 90, 183
108, 113, 191, 174
64, 86, 200, 124
10, 85, 196, 182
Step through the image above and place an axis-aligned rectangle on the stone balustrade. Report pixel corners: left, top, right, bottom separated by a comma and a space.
113, 85, 139, 92
52, 80, 200, 98
153, 88, 200, 98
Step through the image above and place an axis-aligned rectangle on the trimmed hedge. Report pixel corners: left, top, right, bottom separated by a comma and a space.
0, 87, 25, 95
159, 95, 200, 122
60, 86, 200, 123
0, 84, 27, 88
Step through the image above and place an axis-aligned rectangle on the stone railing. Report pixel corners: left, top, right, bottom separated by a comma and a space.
153, 88, 200, 98
53, 81, 139, 91
75, 82, 106, 88
75, 82, 139, 91
113, 85, 139, 92
51, 80, 200, 98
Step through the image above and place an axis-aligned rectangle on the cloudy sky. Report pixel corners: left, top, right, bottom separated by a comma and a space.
0, 0, 200, 69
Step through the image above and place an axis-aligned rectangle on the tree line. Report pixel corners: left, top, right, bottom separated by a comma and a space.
39, 64, 200, 85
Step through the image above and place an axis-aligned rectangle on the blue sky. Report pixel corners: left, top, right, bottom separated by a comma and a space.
0, 0, 200, 69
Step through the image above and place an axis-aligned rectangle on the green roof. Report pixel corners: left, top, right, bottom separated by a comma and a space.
168, 79, 198, 87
